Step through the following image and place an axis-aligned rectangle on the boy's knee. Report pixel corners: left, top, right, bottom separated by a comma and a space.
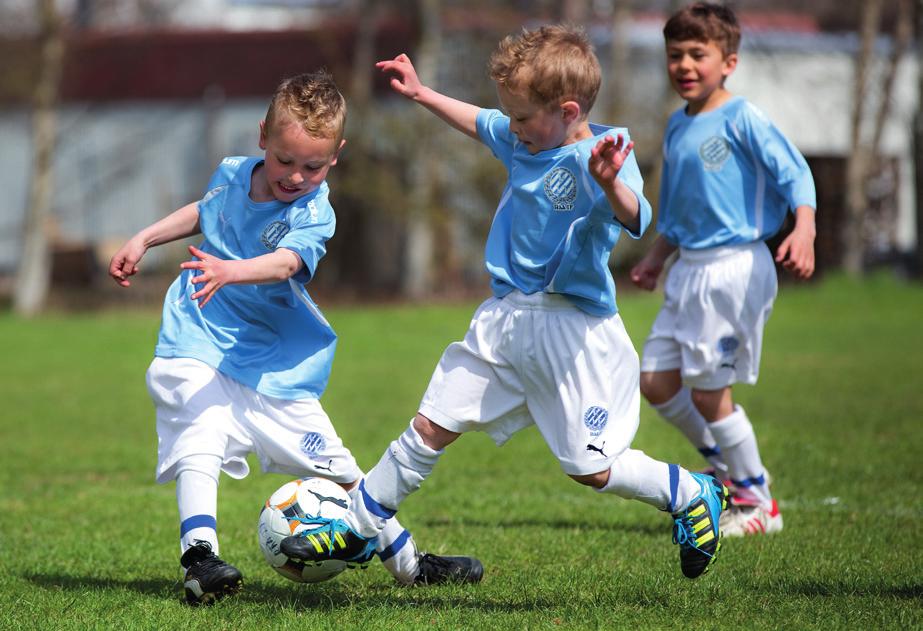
412, 413, 459, 451
640, 370, 681, 404
691, 387, 733, 421
569, 470, 610, 489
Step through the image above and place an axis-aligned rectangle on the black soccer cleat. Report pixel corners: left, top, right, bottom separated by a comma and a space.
180, 541, 243, 605
414, 553, 484, 586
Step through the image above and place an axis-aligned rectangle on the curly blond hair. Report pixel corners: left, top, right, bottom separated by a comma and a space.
264, 70, 346, 142
488, 24, 601, 114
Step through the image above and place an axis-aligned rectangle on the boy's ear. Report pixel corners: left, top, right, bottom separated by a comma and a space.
329, 138, 346, 166
258, 120, 268, 150
722, 52, 738, 77
560, 100, 582, 124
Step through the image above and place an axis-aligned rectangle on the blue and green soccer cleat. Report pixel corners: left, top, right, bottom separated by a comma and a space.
281, 518, 377, 568
672, 472, 729, 579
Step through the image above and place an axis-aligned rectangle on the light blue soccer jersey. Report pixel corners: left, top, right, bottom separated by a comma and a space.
155, 156, 337, 400
658, 96, 816, 249
476, 109, 652, 316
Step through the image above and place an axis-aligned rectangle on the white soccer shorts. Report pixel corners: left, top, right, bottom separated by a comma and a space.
419, 290, 641, 476
640, 241, 778, 390
147, 356, 362, 485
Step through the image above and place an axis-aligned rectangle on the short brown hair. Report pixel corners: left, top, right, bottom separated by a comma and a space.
488, 24, 601, 114
663, 2, 741, 57
264, 70, 347, 142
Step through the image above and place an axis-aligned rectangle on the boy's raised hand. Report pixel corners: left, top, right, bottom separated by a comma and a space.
181, 244, 237, 308
375, 53, 423, 100
589, 134, 634, 186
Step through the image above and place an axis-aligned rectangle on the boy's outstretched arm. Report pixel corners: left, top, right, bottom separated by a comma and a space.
376, 53, 479, 140
630, 236, 677, 291
181, 245, 303, 308
775, 205, 816, 279
108, 202, 201, 287
588, 134, 641, 233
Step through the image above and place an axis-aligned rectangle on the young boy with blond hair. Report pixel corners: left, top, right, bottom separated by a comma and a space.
630, 3, 817, 536
281, 25, 729, 580
109, 70, 480, 605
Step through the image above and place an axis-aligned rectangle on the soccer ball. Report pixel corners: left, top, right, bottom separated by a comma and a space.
257, 477, 351, 583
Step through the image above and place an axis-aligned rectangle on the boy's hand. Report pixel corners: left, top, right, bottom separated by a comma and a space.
181, 245, 238, 308
775, 227, 815, 279
589, 134, 634, 187
108, 238, 146, 287
630, 256, 663, 291
375, 53, 423, 100
775, 206, 816, 279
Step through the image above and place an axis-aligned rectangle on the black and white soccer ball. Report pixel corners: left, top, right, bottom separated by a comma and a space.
257, 477, 351, 583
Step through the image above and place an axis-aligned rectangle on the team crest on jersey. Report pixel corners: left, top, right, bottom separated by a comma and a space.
699, 136, 731, 171
543, 167, 577, 211
261, 220, 290, 250
584, 406, 609, 437
300, 432, 326, 458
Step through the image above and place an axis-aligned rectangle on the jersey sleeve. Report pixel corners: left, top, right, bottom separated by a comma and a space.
476, 108, 515, 169
201, 156, 247, 196
277, 194, 336, 284
737, 103, 816, 212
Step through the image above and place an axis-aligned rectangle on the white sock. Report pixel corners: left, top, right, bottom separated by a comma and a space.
346, 421, 443, 538
597, 448, 701, 513
176, 455, 222, 556
652, 388, 729, 480
708, 405, 772, 505
347, 481, 420, 585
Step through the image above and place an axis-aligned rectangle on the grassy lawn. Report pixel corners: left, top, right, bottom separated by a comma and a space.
0, 274, 920, 630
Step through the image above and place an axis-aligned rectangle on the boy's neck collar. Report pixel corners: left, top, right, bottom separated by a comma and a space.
560, 120, 594, 148
685, 89, 734, 115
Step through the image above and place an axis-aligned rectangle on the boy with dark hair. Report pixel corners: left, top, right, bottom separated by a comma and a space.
631, 2, 817, 536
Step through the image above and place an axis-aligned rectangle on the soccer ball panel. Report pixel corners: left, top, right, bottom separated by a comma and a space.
257, 477, 351, 583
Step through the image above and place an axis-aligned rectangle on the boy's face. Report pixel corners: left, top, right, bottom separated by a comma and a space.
497, 85, 574, 154
665, 38, 737, 112
258, 120, 344, 203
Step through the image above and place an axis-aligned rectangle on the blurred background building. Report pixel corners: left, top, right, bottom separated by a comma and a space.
0, 0, 919, 311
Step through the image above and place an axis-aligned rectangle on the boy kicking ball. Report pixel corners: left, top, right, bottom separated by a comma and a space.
281, 25, 728, 580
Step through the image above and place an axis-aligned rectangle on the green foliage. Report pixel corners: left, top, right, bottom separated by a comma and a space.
0, 275, 921, 630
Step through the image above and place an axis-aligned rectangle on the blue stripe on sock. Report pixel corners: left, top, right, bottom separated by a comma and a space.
698, 445, 721, 457
359, 480, 397, 519
180, 514, 217, 537
377, 528, 411, 562
731, 473, 766, 488
667, 463, 680, 513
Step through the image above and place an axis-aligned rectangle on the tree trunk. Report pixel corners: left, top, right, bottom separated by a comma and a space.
916, 0, 923, 279
842, 0, 882, 276
14, 0, 64, 316
401, 0, 441, 298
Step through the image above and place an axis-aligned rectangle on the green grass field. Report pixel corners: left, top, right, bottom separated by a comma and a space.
1, 274, 921, 630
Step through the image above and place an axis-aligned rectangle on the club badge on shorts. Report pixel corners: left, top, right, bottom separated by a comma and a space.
583, 406, 609, 437
299, 432, 327, 459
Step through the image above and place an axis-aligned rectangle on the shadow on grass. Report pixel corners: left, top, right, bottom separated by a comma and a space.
420, 516, 666, 536
22, 573, 559, 612
23, 572, 178, 599
769, 578, 923, 600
